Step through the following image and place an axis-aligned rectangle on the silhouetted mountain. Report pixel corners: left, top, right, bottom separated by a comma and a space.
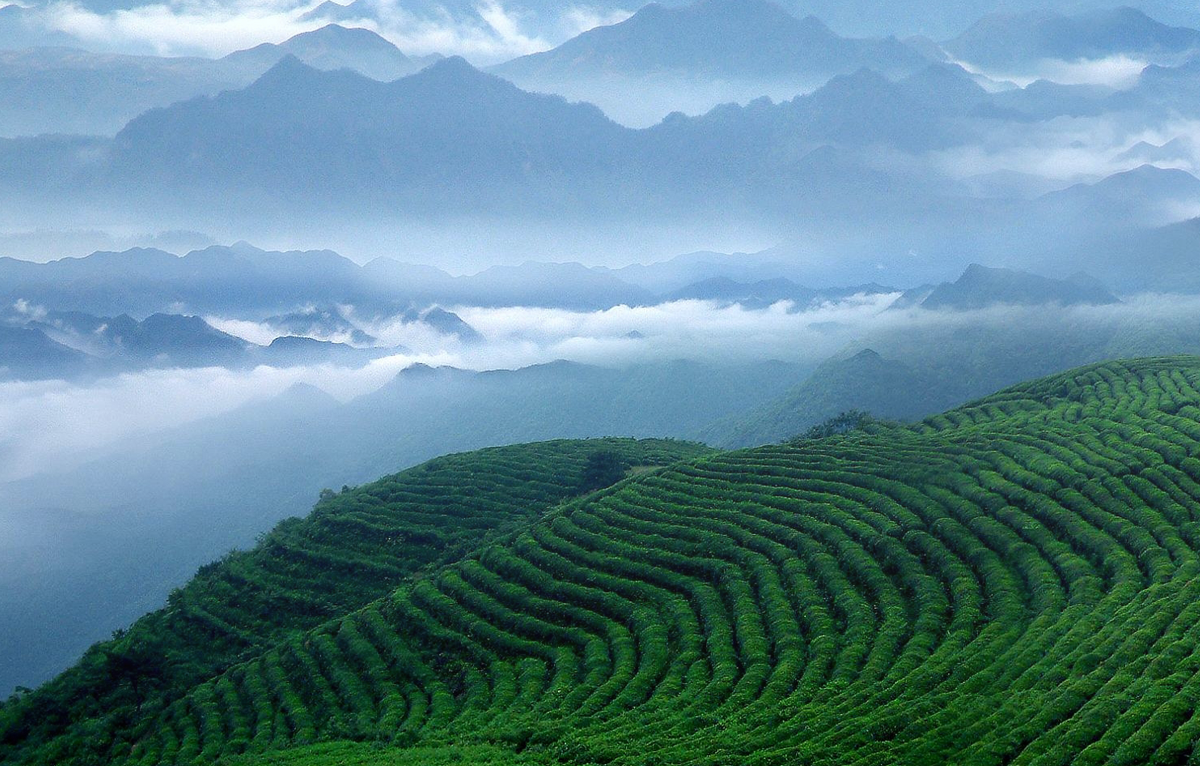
1136, 56, 1200, 114
413, 307, 483, 344
33, 311, 249, 367
105, 313, 249, 364
0, 49, 243, 136
299, 1, 364, 23
1091, 216, 1200, 293
109, 56, 631, 211
494, 0, 927, 81
223, 24, 417, 82
258, 336, 392, 366
987, 80, 1157, 121
1038, 165, 1200, 227
0, 325, 90, 380
0, 243, 366, 315
265, 306, 375, 345
917, 264, 1119, 310
1115, 136, 1196, 164
2, 303, 434, 378
664, 276, 893, 307
0, 244, 665, 318
705, 348, 940, 446
944, 8, 1200, 71
0, 26, 421, 137
606, 251, 805, 293
5, 49, 987, 222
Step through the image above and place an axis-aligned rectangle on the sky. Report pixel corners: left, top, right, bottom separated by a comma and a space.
11, 0, 632, 60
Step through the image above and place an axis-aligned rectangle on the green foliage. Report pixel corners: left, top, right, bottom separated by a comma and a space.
576, 450, 629, 494
0, 438, 710, 766
791, 409, 879, 441
19, 357, 1200, 765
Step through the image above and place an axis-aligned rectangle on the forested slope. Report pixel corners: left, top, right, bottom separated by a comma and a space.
13, 358, 1200, 764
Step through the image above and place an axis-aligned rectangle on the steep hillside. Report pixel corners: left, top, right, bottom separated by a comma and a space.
0, 438, 710, 765
12, 358, 1200, 764
703, 348, 942, 446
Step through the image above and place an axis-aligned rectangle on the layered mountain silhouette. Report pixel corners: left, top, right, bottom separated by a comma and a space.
0, 25, 417, 136
222, 23, 418, 82
1037, 164, 1200, 226
914, 263, 1119, 310
664, 276, 893, 308
0, 325, 89, 380
0, 244, 658, 316
943, 7, 1200, 71
108, 56, 632, 210
494, 0, 928, 81
90, 53, 977, 218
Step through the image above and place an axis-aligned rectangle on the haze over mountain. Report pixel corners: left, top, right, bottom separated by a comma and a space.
0, 356, 805, 693
4, 9, 1200, 283
492, 0, 929, 124
912, 263, 1120, 310
0, 54, 982, 240
0, 243, 660, 316
0, 25, 419, 136
943, 6, 1200, 75
0, 307, 420, 381
222, 23, 423, 82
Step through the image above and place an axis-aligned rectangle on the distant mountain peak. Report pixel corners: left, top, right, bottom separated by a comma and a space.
282, 23, 408, 59
493, 0, 926, 81
945, 6, 1200, 70
850, 348, 883, 362
295, 23, 374, 40
251, 53, 318, 85
421, 54, 482, 78
921, 263, 1119, 310
398, 55, 524, 98
223, 23, 413, 82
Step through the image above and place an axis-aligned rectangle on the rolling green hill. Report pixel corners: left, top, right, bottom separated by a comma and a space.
0, 438, 711, 766
12, 357, 1200, 764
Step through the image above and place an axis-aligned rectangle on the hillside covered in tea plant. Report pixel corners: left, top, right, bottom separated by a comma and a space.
0, 438, 711, 765
10, 358, 1200, 764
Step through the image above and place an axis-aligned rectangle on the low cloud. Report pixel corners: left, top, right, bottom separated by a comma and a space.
953, 54, 1153, 90
0, 357, 428, 483
29, 0, 617, 61
42, 0, 319, 57
11, 292, 1200, 485
933, 114, 1200, 190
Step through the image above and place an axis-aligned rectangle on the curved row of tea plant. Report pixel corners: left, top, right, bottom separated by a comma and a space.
0, 438, 710, 766
17, 357, 1200, 765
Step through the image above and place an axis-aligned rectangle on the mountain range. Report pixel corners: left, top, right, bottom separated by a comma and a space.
904, 263, 1120, 310
0, 301, 479, 380
942, 6, 1200, 73
3, 0, 1200, 266
0, 54, 980, 226
490, 0, 929, 122
0, 25, 426, 136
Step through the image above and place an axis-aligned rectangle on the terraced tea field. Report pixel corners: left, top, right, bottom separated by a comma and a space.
10, 357, 1200, 765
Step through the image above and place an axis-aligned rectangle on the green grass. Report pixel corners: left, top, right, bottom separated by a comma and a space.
14, 357, 1200, 765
